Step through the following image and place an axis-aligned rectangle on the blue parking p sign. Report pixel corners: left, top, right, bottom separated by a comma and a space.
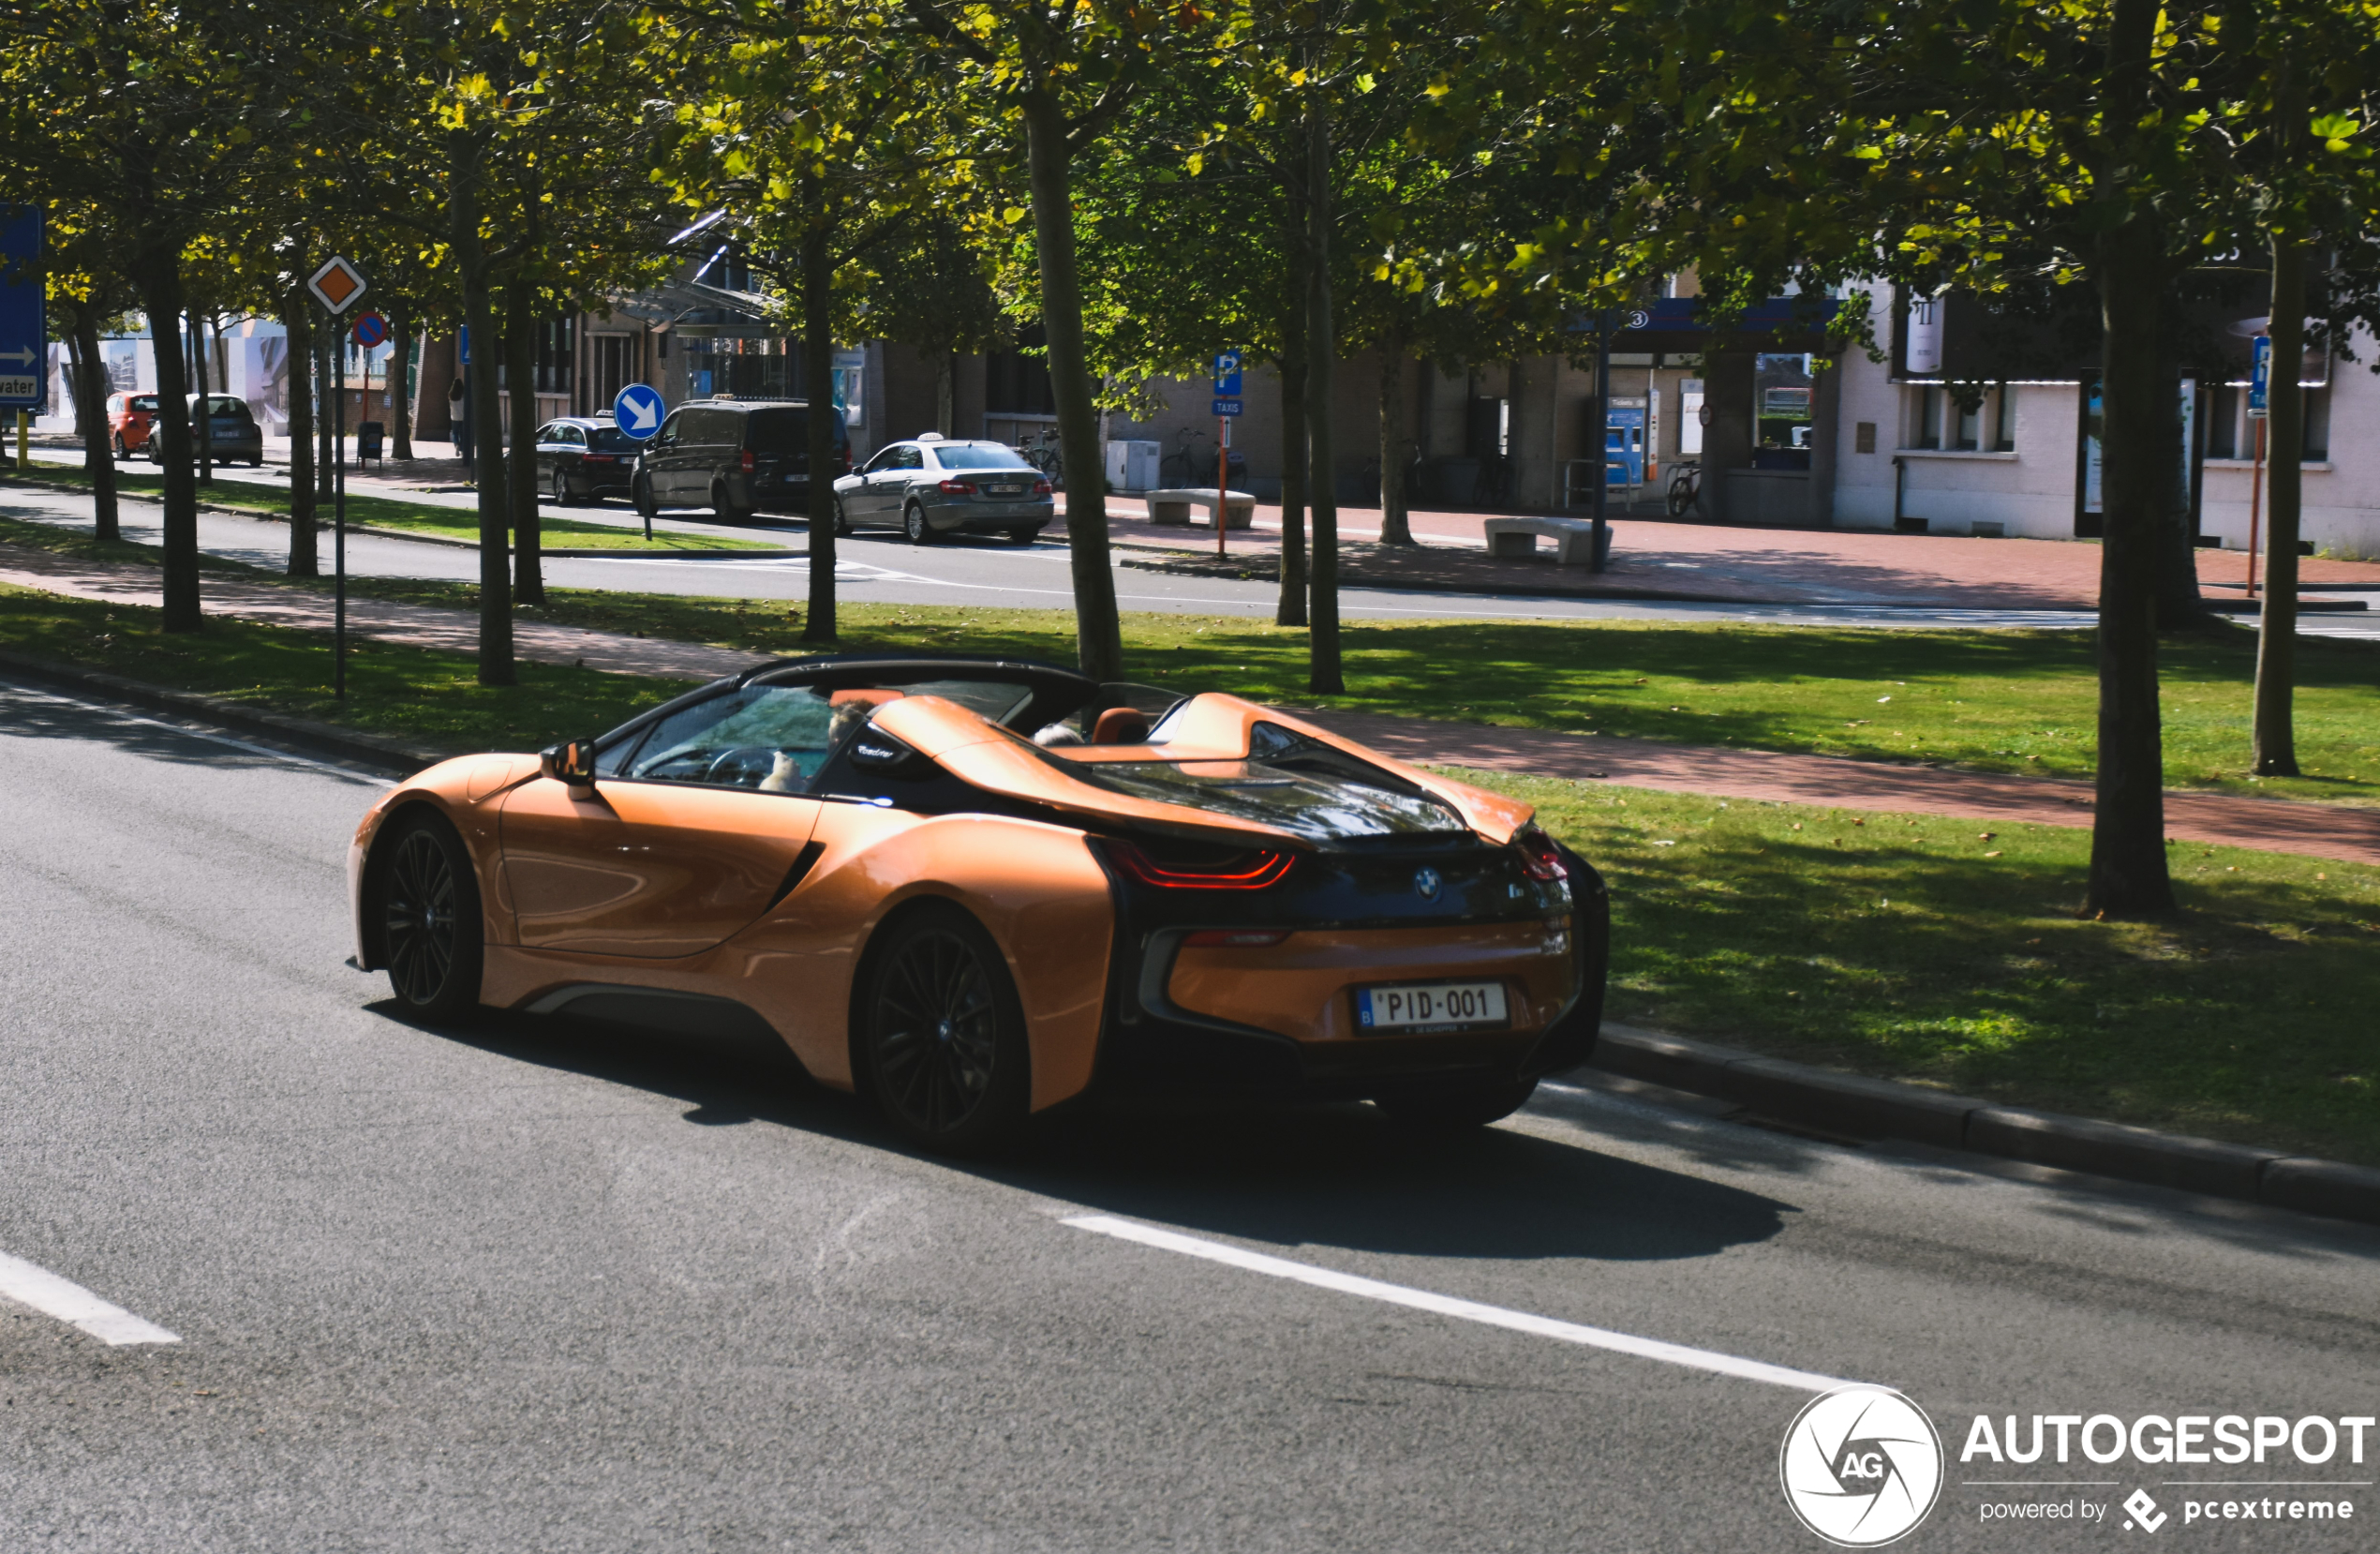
1212, 351, 1242, 396
0, 207, 45, 411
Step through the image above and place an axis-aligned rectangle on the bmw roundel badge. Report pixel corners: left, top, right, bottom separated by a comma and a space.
1413, 867, 1442, 901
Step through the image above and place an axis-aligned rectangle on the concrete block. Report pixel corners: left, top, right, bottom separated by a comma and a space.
1724, 1058, 1984, 1149
2258, 1158, 2380, 1226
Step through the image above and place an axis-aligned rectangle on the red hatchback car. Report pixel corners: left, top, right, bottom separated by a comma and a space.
105, 392, 159, 457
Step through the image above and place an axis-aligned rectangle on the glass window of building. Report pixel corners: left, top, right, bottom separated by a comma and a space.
1994, 387, 2018, 452
1753, 353, 1814, 469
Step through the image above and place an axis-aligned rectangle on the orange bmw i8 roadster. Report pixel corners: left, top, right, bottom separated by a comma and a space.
349, 655, 1607, 1152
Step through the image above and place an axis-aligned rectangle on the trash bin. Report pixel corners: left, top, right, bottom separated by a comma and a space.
356, 421, 384, 466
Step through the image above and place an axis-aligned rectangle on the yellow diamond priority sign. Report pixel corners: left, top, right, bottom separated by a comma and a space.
307, 256, 369, 315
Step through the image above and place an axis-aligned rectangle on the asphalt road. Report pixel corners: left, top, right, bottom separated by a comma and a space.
5, 677, 2376, 1551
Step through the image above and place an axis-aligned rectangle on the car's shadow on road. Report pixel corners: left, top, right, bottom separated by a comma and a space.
382, 1001, 1798, 1266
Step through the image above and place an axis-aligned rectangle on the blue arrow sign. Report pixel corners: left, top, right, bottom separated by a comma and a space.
0, 206, 46, 411
614, 382, 665, 440
2248, 335, 2271, 419
1212, 350, 1242, 396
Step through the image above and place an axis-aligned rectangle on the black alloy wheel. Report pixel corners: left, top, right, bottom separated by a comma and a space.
549, 465, 573, 506
713, 481, 753, 523
903, 502, 936, 545
860, 906, 1030, 1154
112, 435, 126, 459
376, 814, 484, 1022
833, 498, 853, 535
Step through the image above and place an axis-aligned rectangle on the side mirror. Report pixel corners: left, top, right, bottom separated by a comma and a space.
540, 739, 597, 790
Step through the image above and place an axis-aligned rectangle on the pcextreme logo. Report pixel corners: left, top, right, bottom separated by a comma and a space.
1780, 1385, 1947, 1547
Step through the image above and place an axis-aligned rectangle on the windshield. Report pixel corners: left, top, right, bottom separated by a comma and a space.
197, 396, 249, 418
933, 444, 1035, 471
588, 426, 640, 453
1069, 758, 1466, 843
127, 395, 158, 412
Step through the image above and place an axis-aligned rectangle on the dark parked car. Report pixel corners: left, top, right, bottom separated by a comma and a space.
533, 415, 642, 505
146, 395, 263, 467
632, 398, 850, 522
832, 436, 1053, 545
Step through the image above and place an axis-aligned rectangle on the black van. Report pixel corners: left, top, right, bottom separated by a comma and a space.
632, 398, 852, 522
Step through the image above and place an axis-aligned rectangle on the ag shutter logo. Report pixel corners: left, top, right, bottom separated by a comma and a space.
1781, 1384, 1945, 1547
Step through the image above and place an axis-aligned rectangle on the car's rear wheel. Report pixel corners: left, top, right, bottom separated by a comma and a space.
112, 435, 126, 459
832, 498, 853, 535
859, 904, 1030, 1155
1374, 1078, 1539, 1132
374, 814, 483, 1022
713, 480, 753, 523
1006, 526, 1039, 545
903, 502, 936, 545
550, 466, 574, 506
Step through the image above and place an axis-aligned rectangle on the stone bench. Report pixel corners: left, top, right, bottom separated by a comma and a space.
1482, 515, 1610, 566
1145, 487, 1256, 530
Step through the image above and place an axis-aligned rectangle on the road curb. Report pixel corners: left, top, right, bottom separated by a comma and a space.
1584, 1024, 2380, 1229
0, 649, 445, 777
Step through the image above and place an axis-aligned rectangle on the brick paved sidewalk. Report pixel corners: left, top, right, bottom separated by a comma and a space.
1053, 497, 2380, 609
5, 538, 2372, 865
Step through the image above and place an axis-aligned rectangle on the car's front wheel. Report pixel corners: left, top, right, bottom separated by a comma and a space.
858, 904, 1031, 1155
1374, 1078, 1539, 1132
832, 498, 853, 536
903, 502, 937, 545
373, 813, 484, 1022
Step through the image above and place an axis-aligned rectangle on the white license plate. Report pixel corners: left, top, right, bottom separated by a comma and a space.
1356, 981, 1508, 1032
986, 484, 1022, 496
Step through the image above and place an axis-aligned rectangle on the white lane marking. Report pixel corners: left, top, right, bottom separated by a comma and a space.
1064, 1214, 1856, 1392
0, 1249, 180, 1345
0, 682, 393, 784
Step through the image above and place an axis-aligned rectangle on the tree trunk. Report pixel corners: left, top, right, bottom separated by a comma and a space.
2152, 311, 2208, 626
1022, 86, 1123, 682
133, 252, 201, 631
801, 210, 839, 644
935, 350, 955, 438
2253, 220, 2305, 776
1303, 108, 1343, 694
67, 306, 120, 543
507, 281, 543, 605
1377, 337, 1413, 545
2084, 223, 2177, 912
285, 298, 319, 577
457, 217, 514, 684
192, 317, 215, 486
1275, 168, 1310, 627
391, 308, 415, 462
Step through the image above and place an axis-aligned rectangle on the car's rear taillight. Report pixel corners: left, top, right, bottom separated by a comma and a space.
1183, 930, 1289, 948
1033, 477, 1052, 495
1109, 840, 1294, 890
1512, 824, 1569, 882
939, 478, 974, 495
739, 449, 755, 472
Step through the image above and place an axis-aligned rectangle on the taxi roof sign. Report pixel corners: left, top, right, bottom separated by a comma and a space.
307, 256, 369, 315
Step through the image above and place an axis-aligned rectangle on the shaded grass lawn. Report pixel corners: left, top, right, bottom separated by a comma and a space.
6, 461, 779, 552
345, 580, 2380, 807
1473, 770, 2380, 1165
1, 573, 2372, 1162
0, 583, 687, 754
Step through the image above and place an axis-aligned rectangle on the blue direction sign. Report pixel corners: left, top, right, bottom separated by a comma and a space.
2248, 335, 2272, 419
613, 382, 665, 440
0, 207, 46, 411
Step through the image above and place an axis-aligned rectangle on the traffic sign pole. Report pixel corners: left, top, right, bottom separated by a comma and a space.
612, 383, 667, 540
1217, 416, 1228, 558
2247, 335, 2271, 601
307, 256, 369, 701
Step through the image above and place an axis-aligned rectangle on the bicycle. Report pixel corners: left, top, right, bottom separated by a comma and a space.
1158, 425, 1211, 488
1017, 426, 1064, 488
1665, 460, 1703, 519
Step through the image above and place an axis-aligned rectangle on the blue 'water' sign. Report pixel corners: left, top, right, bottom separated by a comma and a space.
614, 382, 666, 440
2248, 335, 2271, 419
0, 206, 46, 411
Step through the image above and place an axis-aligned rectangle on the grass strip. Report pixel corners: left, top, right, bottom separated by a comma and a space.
332, 579, 2380, 808
0, 582, 687, 755
3, 460, 781, 552
1479, 769, 2380, 1166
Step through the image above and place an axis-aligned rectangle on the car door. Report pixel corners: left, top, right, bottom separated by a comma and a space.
847, 445, 901, 523
870, 444, 924, 524
647, 411, 688, 504
498, 684, 839, 957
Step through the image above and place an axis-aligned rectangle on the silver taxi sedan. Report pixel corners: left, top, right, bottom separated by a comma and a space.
832, 435, 1053, 545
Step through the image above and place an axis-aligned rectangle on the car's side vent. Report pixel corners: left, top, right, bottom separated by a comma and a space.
770, 842, 826, 908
